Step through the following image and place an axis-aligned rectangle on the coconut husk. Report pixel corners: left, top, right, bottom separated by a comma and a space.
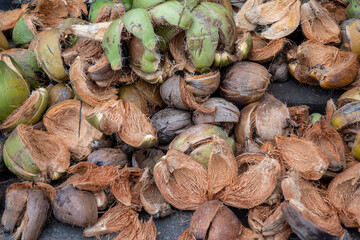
190, 200, 242, 240
132, 149, 164, 172
326, 99, 337, 121
304, 117, 345, 172
237, 227, 264, 240
0, 4, 29, 31
43, 100, 103, 160
301, 0, 341, 44
70, 57, 118, 107
93, 3, 125, 23
66, 0, 88, 18
88, 55, 120, 87
185, 70, 221, 98
235, 102, 260, 145
243, 138, 261, 154
139, 168, 172, 218
111, 167, 132, 206
14, 124, 70, 182
328, 163, 360, 228
290, 61, 320, 86
275, 136, 328, 180
220, 155, 281, 209
321, 0, 347, 24
288, 105, 310, 136
235, 0, 262, 33
178, 228, 194, 240
169, 31, 196, 73
87, 148, 128, 167
153, 150, 208, 210
62, 39, 103, 66
248, 203, 290, 237
248, 38, 286, 63
282, 172, 345, 237
31, 0, 69, 29
207, 136, 237, 197
160, 75, 188, 110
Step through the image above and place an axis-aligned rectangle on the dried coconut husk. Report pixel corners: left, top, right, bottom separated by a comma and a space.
275, 136, 328, 180
43, 100, 103, 160
88, 148, 128, 167
111, 167, 132, 206
301, 0, 341, 44
207, 136, 238, 197
169, 31, 196, 73
288, 105, 310, 136
321, 0, 347, 25
281, 172, 345, 237
88, 55, 122, 87
189, 200, 242, 240
248, 38, 287, 63
70, 57, 118, 107
139, 168, 172, 218
62, 39, 103, 66
237, 227, 264, 240
235, 0, 262, 33
66, 0, 88, 18
328, 163, 360, 228
93, 3, 125, 23
248, 203, 290, 237
297, 41, 359, 89
304, 117, 345, 172
153, 150, 208, 210
337, 87, 360, 108
0, 4, 29, 31
132, 149, 164, 173
235, 102, 260, 145
220, 155, 281, 209
30, 0, 69, 30
185, 70, 221, 98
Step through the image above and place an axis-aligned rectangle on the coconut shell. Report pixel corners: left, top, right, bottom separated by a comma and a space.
269, 54, 290, 83
88, 54, 120, 87
153, 150, 208, 210
328, 163, 360, 228
169, 31, 196, 73
281, 172, 345, 237
48, 83, 74, 107
248, 38, 286, 63
93, 190, 110, 211
93, 3, 125, 23
304, 117, 345, 172
88, 148, 128, 168
43, 100, 103, 160
190, 200, 242, 240
220, 155, 281, 209
220, 61, 270, 107
275, 136, 328, 180
185, 70, 221, 98
151, 108, 192, 145
132, 149, 164, 172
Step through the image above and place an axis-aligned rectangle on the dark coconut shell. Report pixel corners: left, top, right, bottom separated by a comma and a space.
87, 148, 128, 168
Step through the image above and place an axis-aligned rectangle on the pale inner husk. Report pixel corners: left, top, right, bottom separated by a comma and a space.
248, 38, 285, 63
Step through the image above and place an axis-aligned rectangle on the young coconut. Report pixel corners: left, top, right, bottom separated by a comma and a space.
70, 57, 118, 107
43, 100, 103, 160
3, 124, 70, 182
220, 61, 270, 108
0, 88, 48, 130
86, 99, 157, 149
301, 0, 341, 44
151, 108, 192, 146
281, 172, 347, 239
1, 182, 56, 240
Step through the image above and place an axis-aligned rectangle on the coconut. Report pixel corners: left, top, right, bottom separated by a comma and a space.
151, 108, 192, 145
235, 32, 253, 61
341, 19, 360, 60
88, 54, 121, 87
337, 87, 360, 108
301, 0, 341, 44
220, 61, 270, 107
43, 100, 103, 160
269, 54, 290, 83
87, 148, 128, 167
248, 37, 287, 63
132, 149, 164, 172
93, 190, 111, 211
281, 172, 346, 238
48, 83, 74, 107
53, 185, 98, 228
1, 182, 55, 239
185, 70, 221, 98
189, 200, 242, 240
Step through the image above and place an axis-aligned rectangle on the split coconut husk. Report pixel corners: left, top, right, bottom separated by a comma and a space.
288, 105, 310, 136
321, 0, 347, 25
220, 61, 270, 107
0, 88, 48, 130
281, 172, 346, 238
189, 200, 242, 240
275, 136, 328, 180
304, 117, 345, 172
237, 227, 265, 240
248, 203, 291, 238
328, 162, 360, 229
248, 38, 287, 64
3, 124, 70, 182
235, 0, 262, 33
53, 185, 98, 228
337, 87, 360, 108
86, 99, 157, 149
185, 70, 221, 99
70, 57, 118, 107
43, 100, 103, 160
151, 108, 192, 145
219, 154, 281, 209
235, 94, 290, 146
153, 150, 208, 210
87, 148, 128, 167
2, 182, 55, 240
62, 39, 103, 66
88, 54, 123, 87
301, 0, 341, 44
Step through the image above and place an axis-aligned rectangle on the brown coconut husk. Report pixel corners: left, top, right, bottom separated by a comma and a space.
43, 100, 103, 160
153, 150, 208, 210
301, 0, 341, 44
235, 0, 262, 33
248, 38, 287, 63
288, 105, 310, 136
111, 167, 132, 206
237, 227, 264, 240
282, 172, 345, 236
321, 0, 347, 24
0, 4, 29, 31
70, 57, 118, 107
235, 102, 260, 145
275, 136, 328, 180
62, 39, 103, 66
88, 54, 120, 87
66, 0, 88, 17
139, 168, 172, 218
16, 124, 70, 182
31, 0, 69, 29
169, 31, 196, 73
248, 203, 290, 237
185, 70, 221, 99
207, 136, 237, 197
220, 155, 281, 209
6, 182, 56, 204
93, 3, 125, 23
304, 117, 346, 172
328, 163, 360, 228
